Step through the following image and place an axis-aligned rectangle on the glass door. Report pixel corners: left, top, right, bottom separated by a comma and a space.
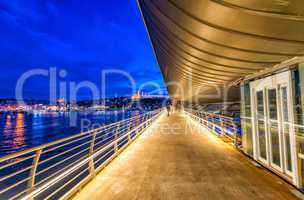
256, 90, 268, 163
251, 71, 296, 184
266, 88, 282, 171
280, 85, 293, 176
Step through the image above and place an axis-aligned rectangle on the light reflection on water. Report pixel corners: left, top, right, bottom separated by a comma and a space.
3, 114, 12, 140
0, 111, 141, 156
4, 114, 11, 129
13, 113, 25, 149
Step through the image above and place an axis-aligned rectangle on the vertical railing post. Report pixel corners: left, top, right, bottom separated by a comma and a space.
89, 132, 97, 175
140, 115, 144, 131
232, 119, 238, 147
151, 112, 154, 124
206, 113, 209, 128
114, 124, 120, 153
135, 116, 140, 136
221, 116, 225, 135
28, 149, 42, 194
147, 113, 150, 126
212, 114, 216, 133
140, 114, 143, 129
209, 113, 213, 131
145, 114, 149, 127
127, 122, 132, 142
142, 115, 146, 129
143, 114, 147, 128
148, 112, 151, 124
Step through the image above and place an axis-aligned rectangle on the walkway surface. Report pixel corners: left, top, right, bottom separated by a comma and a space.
72, 113, 300, 200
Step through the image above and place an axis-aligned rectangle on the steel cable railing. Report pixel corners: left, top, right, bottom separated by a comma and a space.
0, 109, 163, 200
184, 109, 241, 147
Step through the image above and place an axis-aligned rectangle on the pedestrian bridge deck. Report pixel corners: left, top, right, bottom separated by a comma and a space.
72, 113, 300, 200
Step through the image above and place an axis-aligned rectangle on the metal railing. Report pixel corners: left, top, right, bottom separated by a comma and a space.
0, 109, 163, 200
184, 109, 241, 146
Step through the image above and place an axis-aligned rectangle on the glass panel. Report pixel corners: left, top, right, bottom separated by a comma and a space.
285, 124, 292, 172
291, 66, 304, 186
244, 84, 251, 117
241, 118, 253, 156
256, 91, 267, 160
257, 91, 264, 120
268, 89, 278, 120
268, 89, 280, 167
258, 120, 267, 160
240, 83, 253, 157
269, 121, 280, 166
281, 87, 289, 122
281, 87, 292, 172
292, 67, 303, 125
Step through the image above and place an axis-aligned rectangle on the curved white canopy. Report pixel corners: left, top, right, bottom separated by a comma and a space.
138, 0, 304, 102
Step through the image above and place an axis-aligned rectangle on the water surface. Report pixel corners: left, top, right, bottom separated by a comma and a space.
0, 111, 140, 156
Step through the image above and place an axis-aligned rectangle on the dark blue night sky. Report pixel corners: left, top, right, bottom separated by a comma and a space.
0, 0, 166, 100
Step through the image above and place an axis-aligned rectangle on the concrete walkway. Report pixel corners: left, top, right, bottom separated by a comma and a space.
72, 113, 300, 200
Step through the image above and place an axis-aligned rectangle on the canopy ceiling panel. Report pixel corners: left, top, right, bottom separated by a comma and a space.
138, 0, 304, 102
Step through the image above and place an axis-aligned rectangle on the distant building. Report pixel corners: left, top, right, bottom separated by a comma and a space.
131, 91, 141, 101
88, 104, 108, 111
56, 99, 66, 111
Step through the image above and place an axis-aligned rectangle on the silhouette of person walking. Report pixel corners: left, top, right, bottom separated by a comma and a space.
166, 103, 171, 116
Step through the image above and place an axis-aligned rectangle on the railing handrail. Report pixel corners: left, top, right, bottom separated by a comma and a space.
184, 108, 237, 121
20, 110, 162, 200
187, 101, 240, 106
0, 109, 160, 163
0, 108, 164, 200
